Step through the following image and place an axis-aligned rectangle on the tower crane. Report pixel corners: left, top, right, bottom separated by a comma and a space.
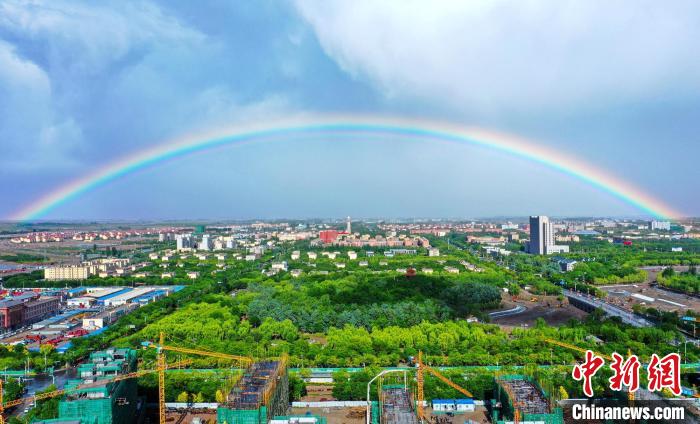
142, 332, 254, 424
415, 351, 473, 423
0, 358, 191, 424
542, 338, 635, 402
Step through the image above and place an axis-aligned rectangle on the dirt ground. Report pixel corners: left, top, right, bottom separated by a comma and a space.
291, 407, 366, 424
600, 281, 700, 314
0, 237, 151, 264
424, 408, 490, 424
165, 409, 218, 424
491, 292, 588, 329
303, 385, 336, 401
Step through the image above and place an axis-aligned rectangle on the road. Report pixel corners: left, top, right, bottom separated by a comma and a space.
488, 305, 527, 319
563, 289, 654, 328
5, 368, 76, 417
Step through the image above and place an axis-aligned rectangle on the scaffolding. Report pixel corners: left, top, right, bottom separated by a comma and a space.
32, 349, 138, 424
217, 358, 289, 424
494, 375, 563, 424
380, 388, 419, 424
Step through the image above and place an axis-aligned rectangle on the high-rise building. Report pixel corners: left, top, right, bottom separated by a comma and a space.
528, 216, 569, 255
346, 216, 352, 234
199, 234, 212, 251
176, 234, 193, 251
649, 220, 671, 231
529, 216, 551, 255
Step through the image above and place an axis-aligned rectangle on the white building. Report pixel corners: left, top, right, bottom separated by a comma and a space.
291, 251, 301, 260
307, 252, 317, 260
199, 234, 212, 251
649, 220, 671, 231
176, 234, 193, 251
428, 248, 440, 257
529, 216, 569, 255
67, 297, 96, 308
432, 399, 475, 412
271, 262, 288, 272
347, 251, 357, 260
44, 266, 91, 281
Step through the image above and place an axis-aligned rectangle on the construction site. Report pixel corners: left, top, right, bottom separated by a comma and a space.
217, 359, 289, 424
33, 348, 140, 424
493, 375, 563, 424
379, 386, 419, 424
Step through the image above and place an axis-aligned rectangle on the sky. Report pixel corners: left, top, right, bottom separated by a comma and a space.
1, 0, 699, 220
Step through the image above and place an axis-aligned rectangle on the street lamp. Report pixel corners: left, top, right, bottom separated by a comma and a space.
366, 369, 407, 424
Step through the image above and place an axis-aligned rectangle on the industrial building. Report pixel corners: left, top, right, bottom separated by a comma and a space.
493, 375, 563, 424
217, 359, 289, 424
0, 293, 60, 330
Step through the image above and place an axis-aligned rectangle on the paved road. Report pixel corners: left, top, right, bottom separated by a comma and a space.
563, 289, 654, 328
489, 305, 527, 319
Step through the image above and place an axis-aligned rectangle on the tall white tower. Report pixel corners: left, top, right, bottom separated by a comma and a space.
346, 216, 352, 234
529, 216, 552, 255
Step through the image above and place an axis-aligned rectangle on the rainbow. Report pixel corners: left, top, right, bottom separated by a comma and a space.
9, 116, 682, 221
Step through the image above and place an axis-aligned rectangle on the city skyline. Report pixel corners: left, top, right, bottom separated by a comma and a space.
2, 1, 699, 219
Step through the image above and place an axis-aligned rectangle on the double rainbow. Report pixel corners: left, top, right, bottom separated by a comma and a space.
9, 116, 682, 221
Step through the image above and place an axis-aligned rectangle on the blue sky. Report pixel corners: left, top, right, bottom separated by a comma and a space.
1, 0, 699, 220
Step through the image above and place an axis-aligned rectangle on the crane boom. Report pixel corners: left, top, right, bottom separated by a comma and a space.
156, 344, 252, 363
145, 332, 254, 424
143, 336, 253, 364
543, 338, 612, 361
543, 338, 635, 402
416, 351, 473, 423
422, 364, 473, 398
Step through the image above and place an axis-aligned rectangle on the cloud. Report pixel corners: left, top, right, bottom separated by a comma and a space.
0, 39, 82, 170
0, 0, 208, 170
294, 0, 700, 115
0, 0, 205, 75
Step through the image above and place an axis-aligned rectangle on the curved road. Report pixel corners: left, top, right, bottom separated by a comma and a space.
489, 305, 527, 319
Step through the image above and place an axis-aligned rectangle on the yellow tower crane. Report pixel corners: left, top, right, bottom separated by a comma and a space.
142, 332, 254, 424
415, 351, 473, 423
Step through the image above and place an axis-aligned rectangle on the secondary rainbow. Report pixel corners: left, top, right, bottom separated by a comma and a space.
10, 116, 682, 221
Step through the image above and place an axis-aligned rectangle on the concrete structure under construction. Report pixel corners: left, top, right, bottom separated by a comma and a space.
494, 375, 563, 424
217, 359, 289, 424
34, 348, 138, 424
380, 387, 418, 424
